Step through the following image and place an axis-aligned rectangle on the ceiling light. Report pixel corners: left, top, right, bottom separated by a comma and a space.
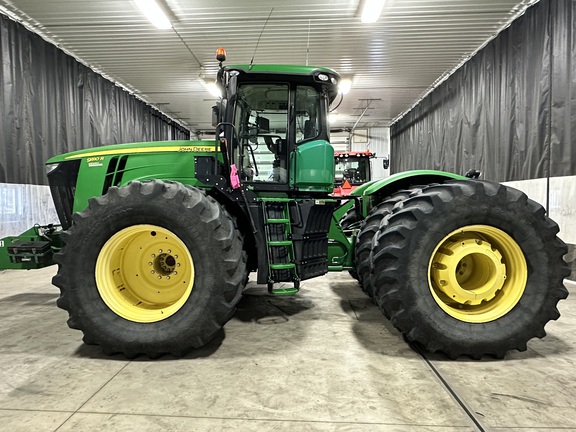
338, 79, 352, 95
361, 0, 386, 24
134, 0, 172, 29
203, 81, 222, 98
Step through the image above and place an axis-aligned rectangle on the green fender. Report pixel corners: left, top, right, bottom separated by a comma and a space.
351, 169, 467, 217
351, 169, 467, 198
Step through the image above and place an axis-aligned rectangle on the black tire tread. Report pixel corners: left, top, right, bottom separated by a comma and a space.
355, 189, 418, 297
339, 209, 358, 230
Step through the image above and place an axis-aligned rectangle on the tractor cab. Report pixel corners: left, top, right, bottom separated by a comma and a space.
213, 50, 340, 194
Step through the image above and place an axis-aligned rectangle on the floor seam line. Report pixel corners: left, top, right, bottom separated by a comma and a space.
348, 299, 361, 320
53, 360, 132, 431
413, 343, 486, 432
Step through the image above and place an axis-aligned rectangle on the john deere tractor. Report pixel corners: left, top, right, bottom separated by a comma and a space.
0, 49, 569, 359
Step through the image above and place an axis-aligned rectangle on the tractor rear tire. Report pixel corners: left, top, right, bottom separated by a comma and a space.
53, 180, 247, 358
370, 180, 570, 359
355, 190, 414, 297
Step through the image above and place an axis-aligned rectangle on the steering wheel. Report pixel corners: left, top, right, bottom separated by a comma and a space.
344, 168, 357, 179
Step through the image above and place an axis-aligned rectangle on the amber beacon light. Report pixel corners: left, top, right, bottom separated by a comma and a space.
216, 48, 227, 62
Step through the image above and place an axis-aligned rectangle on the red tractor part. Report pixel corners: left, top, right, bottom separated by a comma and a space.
333, 150, 375, 196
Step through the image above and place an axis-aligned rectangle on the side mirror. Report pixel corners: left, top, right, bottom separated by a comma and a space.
382, 155, 390, 170
465, 169, 481, 179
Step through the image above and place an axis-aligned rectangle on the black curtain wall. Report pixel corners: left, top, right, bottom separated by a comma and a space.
390, 0, 576, 183
0, 13, 190, 186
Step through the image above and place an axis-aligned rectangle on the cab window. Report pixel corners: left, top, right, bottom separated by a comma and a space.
295, 85, 321, 144
234, 83, 289, 183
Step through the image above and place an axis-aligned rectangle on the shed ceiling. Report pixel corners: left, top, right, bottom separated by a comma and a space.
0, 0, 537, 133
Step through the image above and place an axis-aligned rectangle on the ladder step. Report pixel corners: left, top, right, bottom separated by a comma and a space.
262, 199, 299, 290
267, 279, 300, 296
270, 263, 295, 270
260, 198, 293, 202
267, 218, 290, 224
268, 240, 293, 246
270, 287, 299, 296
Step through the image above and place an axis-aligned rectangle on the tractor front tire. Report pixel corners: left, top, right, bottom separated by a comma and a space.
53, 180, 247, 358
370, 181, 570, 359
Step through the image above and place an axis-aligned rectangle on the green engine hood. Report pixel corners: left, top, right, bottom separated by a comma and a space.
46, 140, 217, 164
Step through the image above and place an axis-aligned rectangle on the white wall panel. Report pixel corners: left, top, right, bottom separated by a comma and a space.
0, 183, 58, 239
503, 176, 576, 245
360, 127, 390, 180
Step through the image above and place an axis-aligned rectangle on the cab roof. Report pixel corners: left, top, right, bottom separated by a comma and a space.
226, 64, 339, 77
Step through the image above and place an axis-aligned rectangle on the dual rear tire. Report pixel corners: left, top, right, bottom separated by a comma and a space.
355, 180, 569, 358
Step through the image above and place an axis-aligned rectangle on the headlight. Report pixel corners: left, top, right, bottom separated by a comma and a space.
45, 163, 60, 175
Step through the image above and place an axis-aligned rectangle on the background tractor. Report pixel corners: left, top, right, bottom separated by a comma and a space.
0, 49, 570, 359
333, 150, 375, 196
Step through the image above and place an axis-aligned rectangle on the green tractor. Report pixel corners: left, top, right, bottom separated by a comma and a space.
0, 49, 569, 359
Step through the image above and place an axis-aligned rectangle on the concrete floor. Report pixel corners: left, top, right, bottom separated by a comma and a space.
0, 268, 574, 432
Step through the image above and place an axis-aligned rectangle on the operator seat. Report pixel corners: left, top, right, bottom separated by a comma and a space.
303, 120, 316, 139
272, 138, 288, 182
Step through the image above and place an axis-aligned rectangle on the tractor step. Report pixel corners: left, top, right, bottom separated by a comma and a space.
269, 263, 295, 270
267, 279, 300, 296
268, 240, 293, 246
267, 218, 290, 224
269, 286, 300, 296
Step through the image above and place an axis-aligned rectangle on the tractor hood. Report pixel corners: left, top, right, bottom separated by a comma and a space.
46, 140, 217, 164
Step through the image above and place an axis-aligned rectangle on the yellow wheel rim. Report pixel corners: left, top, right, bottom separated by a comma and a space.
95, 225, 194, 323
428, 225, 527, 323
